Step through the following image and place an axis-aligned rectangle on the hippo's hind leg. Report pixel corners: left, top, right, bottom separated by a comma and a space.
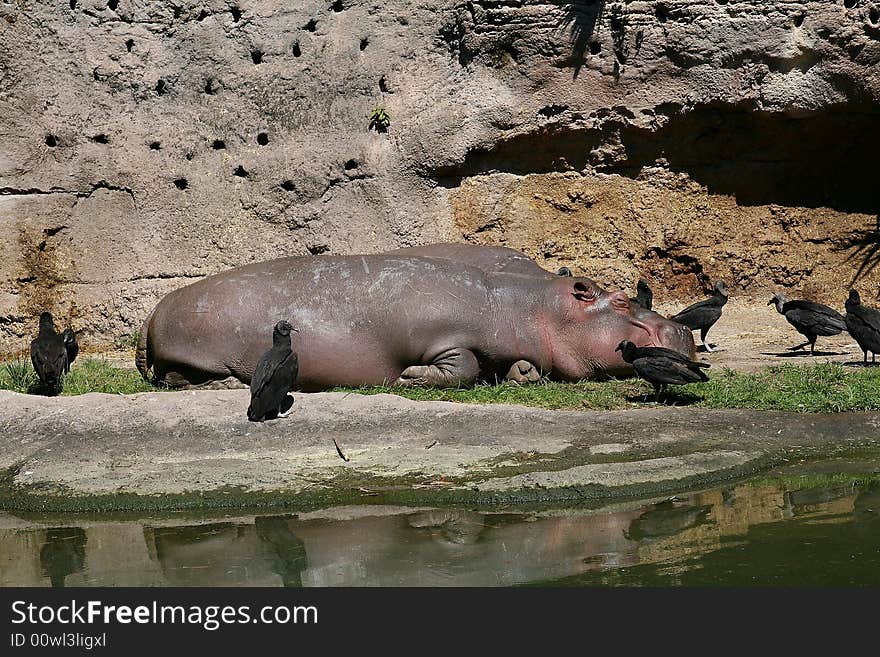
396, 348, 480, 388
155, 361, 247, 390
505, 360, 543, 384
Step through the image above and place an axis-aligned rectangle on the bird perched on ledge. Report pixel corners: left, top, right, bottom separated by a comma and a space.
616, 340, 710, 402
669, 281, 728, 352
62, 328, 79, 374
844, 289, 880, 365
247, 320, 299, 422
30, 312, 68, 394
768, 293, 846, 355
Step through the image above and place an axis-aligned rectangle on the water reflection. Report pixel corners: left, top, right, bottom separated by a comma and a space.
2, 480, 879, 587
40, 527, 86, 587
623, 501, 712, 542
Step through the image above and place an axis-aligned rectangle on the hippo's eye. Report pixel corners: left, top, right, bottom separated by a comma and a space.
572, 281, 597, 303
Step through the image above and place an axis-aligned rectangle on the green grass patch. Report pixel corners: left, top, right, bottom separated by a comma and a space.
335, 363, 880, 413
3, 358, 880, 412
0, 357, 161, 396
694, 363, 880, 412
333, 379, 644, 410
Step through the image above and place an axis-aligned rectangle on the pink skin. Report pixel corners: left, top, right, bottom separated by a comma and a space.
545, 280, 696, 381
140, 256, 696, 389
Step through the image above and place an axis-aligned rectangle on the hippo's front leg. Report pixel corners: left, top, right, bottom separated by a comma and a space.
505, 360, 543, 384
396, 348, 480, 388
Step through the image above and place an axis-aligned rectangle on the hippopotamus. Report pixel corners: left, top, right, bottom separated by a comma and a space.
135, 253, 694, 389
387, 243, 558, 277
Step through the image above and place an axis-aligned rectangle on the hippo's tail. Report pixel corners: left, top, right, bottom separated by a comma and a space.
135, 307, 155, 382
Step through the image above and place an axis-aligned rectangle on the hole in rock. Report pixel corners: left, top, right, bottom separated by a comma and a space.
45, 134, 58, 147
360, 37, 369, 51
538, 105, 567, 118
211, 139, 226, 150
307, 244, 330, 255
589, 41, 601, 55
331, 0, 343, 12
231, 6, 241, 22
233, 165, 249, 177
794, 12, 805, 27
156, 78, 167, 95
655, 3, 668, 22
344, 159, 358, 170
69, 0, 76, 9
107, 0, 118, 10
197, 9, 209, 21
251, 49, 263, 64
291, 41, 301, 57
149, 141, 161, 150
305, 19, 317, 32
379, 76, 389, 92
280, 180, 296, 191
871, 6, 880, 23
257, 132, 269, 145
125, 38, 134, 52
91, 133, 109, 144
844, 0, 857, 8
173, 178, 188, 190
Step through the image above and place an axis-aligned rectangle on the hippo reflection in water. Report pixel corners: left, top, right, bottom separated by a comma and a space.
136, 249, 694, 389
144, 509, 642, 587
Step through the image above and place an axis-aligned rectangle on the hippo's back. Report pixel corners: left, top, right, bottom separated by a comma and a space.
387, 243, 554, 278
144, 254, 495, 388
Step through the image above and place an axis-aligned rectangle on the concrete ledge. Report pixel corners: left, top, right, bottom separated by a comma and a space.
2, 389, 879, 510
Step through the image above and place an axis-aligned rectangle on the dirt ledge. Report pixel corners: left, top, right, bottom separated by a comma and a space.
2, 389, 880, 511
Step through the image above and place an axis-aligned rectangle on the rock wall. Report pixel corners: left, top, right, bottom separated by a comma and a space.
1, 0, 879, 352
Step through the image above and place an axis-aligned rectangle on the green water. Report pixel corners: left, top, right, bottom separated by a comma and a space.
2, 472, 879, 587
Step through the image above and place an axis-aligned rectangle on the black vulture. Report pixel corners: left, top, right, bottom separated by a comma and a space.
616, 340, 710, 402
30, 312, 68, 393
62, 328, 79, 374
247, 320, 299, 422
844, 289, 880, 365
669, 281, 728, 352
556, 266, 572, 277
768, 293, 846, 355
630, 278, 653, 310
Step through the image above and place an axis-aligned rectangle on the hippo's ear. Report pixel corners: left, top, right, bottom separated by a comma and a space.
572, 281, 597, 303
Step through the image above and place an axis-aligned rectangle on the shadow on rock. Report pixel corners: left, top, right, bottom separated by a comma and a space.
833, 215, 880, 286
760, 351, 847, 358
559, 1, 606, 78
625, 391, 702, 406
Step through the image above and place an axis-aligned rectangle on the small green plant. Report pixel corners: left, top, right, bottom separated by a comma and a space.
114, 332, 141, 351
369, 107, 390, 133
1, 358, 37, 393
